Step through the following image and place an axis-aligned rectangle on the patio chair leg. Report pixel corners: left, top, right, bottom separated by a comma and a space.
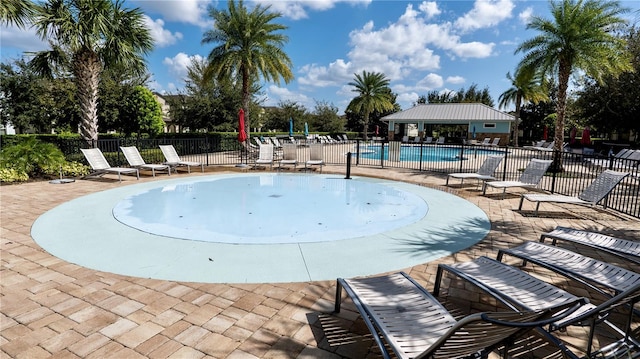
334, 280, 343, 313
518, 196, 525, 210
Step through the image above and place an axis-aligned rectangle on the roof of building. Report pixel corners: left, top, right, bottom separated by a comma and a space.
381, 103, 515, 123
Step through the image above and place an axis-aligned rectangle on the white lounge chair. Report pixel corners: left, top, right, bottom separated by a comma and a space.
278, 143, 297, 170
120, 146, 170, 177
518, 170, 629, 215
81, 148, 139, 182
336, 271, 579, 359
159, 145, 204, 173
482, 159, 552, 197
305, 143, 324, 172
435, 256, 639, 359
540, 226, 640, 265
446, 155, 503, 187
254, 144, 273, 169
489, 138, 500, 146
480, 137, 491, 146
436, 136, 445, 145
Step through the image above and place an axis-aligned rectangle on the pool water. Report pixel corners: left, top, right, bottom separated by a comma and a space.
113, 175, 428, 244
359, 144, 504, 161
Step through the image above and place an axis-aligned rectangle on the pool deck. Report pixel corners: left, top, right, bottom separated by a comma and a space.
2, 165, 639, 358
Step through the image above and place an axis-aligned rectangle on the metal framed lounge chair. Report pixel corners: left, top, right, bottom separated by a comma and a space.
479, 137, 491, 146
335, 272, 584, 359
120, 146, 170, 177
489, 138, 500, 146
482, 159, 552, 197
80, 148, 139, 183
423, 136, 434, 144
159, 144, 204, 173
446, 155, 503, 187
518, 170, 629, 215
254, 144, 274, 169
497, 241, 640, 298
434, 256, 638, 359
540, 226, 640, 265
436, 136, 445, 145
278, 143, 297, 170
305, 143, 324, 172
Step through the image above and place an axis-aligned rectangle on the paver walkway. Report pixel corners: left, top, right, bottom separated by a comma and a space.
1, 165, 638, 358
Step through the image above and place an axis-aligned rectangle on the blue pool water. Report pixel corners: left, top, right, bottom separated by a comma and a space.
359, 144, 504, 161
113, 175, 428, 244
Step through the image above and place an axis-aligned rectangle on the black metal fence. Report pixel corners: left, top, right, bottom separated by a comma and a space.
57, 136, 640, 218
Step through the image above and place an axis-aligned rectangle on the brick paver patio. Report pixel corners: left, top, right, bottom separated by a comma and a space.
1, 165, 638, 358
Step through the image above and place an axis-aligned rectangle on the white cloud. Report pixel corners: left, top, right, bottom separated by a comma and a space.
419, 1, 441, 19
417, 73, 444, 89
450, 41, 495, 58
162, 53, 205, 82
256, 0, 372, 20
0, 24, 47, 55
298, 59, 353, 87
454, 0, 515, 32
143, 16, 183, 47
446, 76, 465, 84
519, 7, 534, 24
265, 85, 314, 109
131, 0, 211, 27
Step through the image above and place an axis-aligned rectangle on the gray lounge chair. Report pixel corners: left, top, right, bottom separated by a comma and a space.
435, 256, 639, 359
254, 144, 273, 169
278, 143, 297, 170
540, 226, 640, 265
518, 170, 629, 215
483, 159, 552, 197
81, 148, 139, 183
120, 146, 170, 177
446, 155, 503, 187
305, 143, 324, 172
335, 271, 584, 359
159, 144, 204, 173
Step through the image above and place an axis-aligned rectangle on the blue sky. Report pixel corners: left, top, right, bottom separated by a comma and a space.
2, 0, 639, 114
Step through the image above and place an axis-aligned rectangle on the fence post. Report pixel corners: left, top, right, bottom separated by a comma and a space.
419, 142, 424, 171
355, 139, 360, 165
345, 152, 352, 179
458, 143, 465, 172
502, 146, 509, 181
380, 141, 385, 169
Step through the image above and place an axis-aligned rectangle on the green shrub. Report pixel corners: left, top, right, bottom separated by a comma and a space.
0, 168, 29, 183
0, 137, 66, 177
41, 161, 89, 177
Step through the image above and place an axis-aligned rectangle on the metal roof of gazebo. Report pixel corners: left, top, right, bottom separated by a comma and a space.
381, 103, 515, 123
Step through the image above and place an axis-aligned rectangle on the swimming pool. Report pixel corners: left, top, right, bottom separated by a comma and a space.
359, 144, 504, 161
32, 173, 491, 283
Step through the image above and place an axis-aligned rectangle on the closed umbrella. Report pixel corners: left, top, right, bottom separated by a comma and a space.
472, 125, 476, 139
289, 118, 294, 137
304, 122, 309, 137
238, 109, 247, 143
570, 127, 577, 145
543, 125, 548, 141
581, 126, 591, 145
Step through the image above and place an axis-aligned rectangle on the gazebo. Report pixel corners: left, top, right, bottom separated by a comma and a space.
381, 103, 515, 145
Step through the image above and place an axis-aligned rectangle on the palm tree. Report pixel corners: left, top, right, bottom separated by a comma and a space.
516, 0, 632, 170
1, 0, 35, 27
29, 0, 153, 144
499, 67, 548, 147
347, 71, 395, 141
202, 0, 293, 141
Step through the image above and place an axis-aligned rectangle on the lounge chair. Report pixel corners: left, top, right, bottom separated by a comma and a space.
480, 137, 491, 146
81, 148, 139, 182
120, 146, 170, 177
446, 155, 503, 187
518, 170, 629, 215
254, 144, 273, 169
436, 136, 445, 145
335, 271, 584, 359
497, 241, 640, 298
401, 135, 409, 143
413, 136, 422, 144
423, 136, 434, 144
489, 138, 500, 147
482, 159, 552, 197
159, 145, 204, 173
305, 143, 324, 172
586, 149, 640, 170
278, 143, 297, 170
524, 140, 546, 149
540, 226, 640, 265
435, 256, 638, 359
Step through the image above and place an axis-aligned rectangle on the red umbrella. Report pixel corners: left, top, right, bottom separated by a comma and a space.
543, 125, 548, 140
581, 126, 591, 145
238, 109, 247, 143
570, 127, 577, 145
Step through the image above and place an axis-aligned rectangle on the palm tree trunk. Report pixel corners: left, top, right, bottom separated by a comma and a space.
242, 67, 250, 141
363, 113, 369, 141
553, 61, 570, 172
73, 49, 101, 145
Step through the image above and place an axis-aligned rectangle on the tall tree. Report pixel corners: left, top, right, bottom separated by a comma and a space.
420, 84, 494, 106
498, 68, 548, 146
347, 70, 395, 140
516, 0, 632, 170
202, 0, 293, 141
0, 0, 35, 27
29, 0, 153, 144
